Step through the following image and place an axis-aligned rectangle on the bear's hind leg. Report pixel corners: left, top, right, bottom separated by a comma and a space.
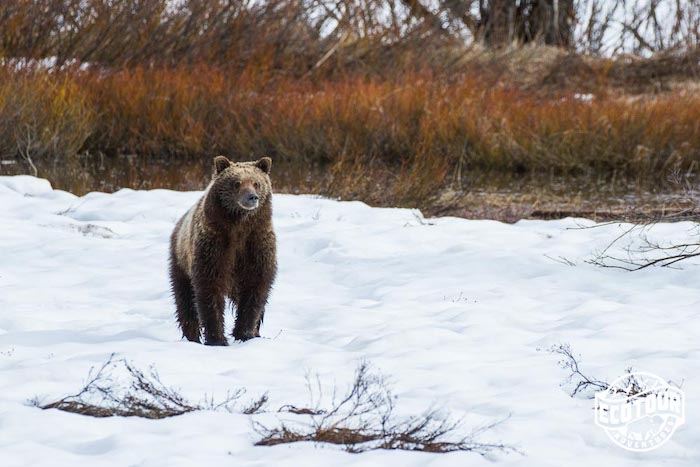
170, 259, 201, 343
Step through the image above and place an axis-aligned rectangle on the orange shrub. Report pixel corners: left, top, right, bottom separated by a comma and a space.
2, 65, 700, 182
0, 69, 93, 164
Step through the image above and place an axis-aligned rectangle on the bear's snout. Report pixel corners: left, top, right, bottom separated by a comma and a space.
238, 188, 260, 210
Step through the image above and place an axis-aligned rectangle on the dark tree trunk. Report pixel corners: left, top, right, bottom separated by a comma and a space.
481, 0, 515, 47
480, 0, 574, 48
540, 0, 574, 47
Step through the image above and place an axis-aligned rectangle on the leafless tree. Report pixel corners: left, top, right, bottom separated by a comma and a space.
2, 0, 697, 69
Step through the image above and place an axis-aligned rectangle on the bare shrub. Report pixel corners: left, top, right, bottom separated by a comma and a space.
33, 357, 518, 455
584, 171, 700, 270
255, 362, 516, 455
31, 355, 245, 418
543, 343, 682, 398
0, 70, 93, 171
541, 343, 611, 397
2, 1, 698, 68
587, 224, 700, 270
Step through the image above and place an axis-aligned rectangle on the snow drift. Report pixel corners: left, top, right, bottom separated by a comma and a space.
0, 176, 697, 466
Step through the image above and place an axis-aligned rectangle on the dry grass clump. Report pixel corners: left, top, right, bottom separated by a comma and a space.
255, 362, 515, 454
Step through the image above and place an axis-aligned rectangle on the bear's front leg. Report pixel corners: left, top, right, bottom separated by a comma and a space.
169, 255, 201, 343
232, 234, 277, 341
193, 281, 227, 346
192, 241, 229, 346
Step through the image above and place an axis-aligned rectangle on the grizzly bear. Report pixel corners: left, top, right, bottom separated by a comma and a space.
169, 156, 277, 345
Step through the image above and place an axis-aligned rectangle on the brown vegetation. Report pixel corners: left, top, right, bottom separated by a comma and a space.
2, 63, 699, 194
31, 355, 247, 418
255, 362, 515, 454
1, 1, 699, 219
2, 1, 698, 68
34, 357, 514, 455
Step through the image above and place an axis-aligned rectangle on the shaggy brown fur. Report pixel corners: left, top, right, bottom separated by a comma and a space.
169, 156, 277, 345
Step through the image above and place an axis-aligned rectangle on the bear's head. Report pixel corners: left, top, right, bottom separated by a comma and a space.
209, 156, 272, 217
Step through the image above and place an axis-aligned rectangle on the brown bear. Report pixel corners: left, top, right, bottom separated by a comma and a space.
169, 156, 277, 345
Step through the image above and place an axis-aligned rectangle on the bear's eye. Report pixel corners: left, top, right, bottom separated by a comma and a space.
254, 182, 260, 190
233, 181, 241, 189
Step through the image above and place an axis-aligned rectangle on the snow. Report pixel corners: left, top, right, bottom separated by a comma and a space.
0, 175, 698, 466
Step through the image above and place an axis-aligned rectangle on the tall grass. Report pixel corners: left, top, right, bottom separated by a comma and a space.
1, 64, 699, 198
15, 67, 700, 164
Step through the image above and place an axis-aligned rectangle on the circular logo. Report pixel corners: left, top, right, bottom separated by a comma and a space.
595, 372, 685, 452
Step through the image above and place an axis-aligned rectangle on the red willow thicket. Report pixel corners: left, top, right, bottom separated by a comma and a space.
0, 0, 699, 207
3, 65, 699, 169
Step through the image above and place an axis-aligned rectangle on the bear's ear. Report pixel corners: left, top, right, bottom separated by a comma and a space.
255, 157, 272, 175
214, 156, 231, 174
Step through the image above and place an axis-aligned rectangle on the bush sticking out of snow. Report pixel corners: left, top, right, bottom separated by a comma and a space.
32, 357, 516, 456
543, 343, 612, 398
255, 362, 516, 455
544, 343, 683, 399
30, 354, 246, 419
